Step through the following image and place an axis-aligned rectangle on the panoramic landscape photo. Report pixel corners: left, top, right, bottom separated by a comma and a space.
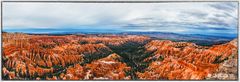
2, 2, 238, 80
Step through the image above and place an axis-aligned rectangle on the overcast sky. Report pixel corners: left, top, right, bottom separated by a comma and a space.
2, 2, 238, 35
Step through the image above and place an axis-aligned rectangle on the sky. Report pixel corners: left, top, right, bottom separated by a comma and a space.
2, 2, 238, 36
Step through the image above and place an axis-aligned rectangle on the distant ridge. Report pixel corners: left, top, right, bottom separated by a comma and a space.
3, 31, 235, 46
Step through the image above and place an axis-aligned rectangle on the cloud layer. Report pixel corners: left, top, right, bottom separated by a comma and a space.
3, 2, 238, 35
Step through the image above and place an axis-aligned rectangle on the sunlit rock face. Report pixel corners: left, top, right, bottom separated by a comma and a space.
2, 33, 237, 80
138, 39, 237, 80
53, 53, 131, 80
206, 39, 238, 80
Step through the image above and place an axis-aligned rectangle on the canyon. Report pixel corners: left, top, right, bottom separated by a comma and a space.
2, 32, 238, 80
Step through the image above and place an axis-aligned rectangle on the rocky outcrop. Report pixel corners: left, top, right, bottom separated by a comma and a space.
206, 39, 238, 80
58, 53, 131, 80
138, 39, 237, 80
2, 33, 237, 80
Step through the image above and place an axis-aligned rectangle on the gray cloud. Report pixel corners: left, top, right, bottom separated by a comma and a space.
209, 2, 237, 12
3, 2, 238, 35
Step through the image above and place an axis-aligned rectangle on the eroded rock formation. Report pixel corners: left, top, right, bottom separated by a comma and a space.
2, 33, 237, 80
